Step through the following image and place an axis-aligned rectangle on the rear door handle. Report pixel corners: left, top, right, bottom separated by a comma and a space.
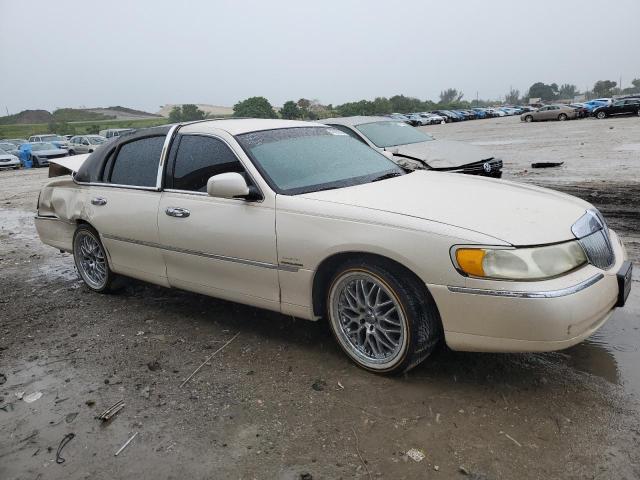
91, 197, 107, 206
165, 207, 190, 218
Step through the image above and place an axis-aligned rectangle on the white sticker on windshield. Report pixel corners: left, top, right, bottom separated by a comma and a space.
327, 129, 348, 135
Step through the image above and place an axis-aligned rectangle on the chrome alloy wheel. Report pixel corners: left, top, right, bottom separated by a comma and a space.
329, 271, 407, 368
74, 230, 108, 289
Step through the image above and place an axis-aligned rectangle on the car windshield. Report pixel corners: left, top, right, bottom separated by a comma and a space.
31, 143, 57, 151
355, 121, 434, 148
236, 126, 404, 195
88, 136, 106, 144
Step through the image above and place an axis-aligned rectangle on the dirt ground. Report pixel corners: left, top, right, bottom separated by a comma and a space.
1, 115, 639, 479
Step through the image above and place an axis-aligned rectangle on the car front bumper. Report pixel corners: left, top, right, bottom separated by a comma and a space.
428, 229, 629, 352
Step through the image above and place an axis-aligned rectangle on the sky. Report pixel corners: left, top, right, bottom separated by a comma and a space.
1, 0, 639, 114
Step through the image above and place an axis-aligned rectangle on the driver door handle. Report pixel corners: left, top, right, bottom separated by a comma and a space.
165, 207, 190, 218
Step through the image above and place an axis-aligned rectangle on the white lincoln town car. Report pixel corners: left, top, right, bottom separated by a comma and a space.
35, 119, 632, 374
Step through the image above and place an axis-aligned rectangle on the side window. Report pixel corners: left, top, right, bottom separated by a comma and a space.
109, 136, 164, 187
328, 124, 368, 145
171, 135, 245, 192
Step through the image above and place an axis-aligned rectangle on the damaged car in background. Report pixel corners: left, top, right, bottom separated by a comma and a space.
320, 116, 503, 177
35, 119, 631, 374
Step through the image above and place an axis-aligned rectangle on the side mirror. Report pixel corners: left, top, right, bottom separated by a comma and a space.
206, 172, 260, 201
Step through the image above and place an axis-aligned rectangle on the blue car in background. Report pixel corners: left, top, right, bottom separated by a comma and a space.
18, 142, 69, 168
582, 100, 609, 113
471, 108, 487, 118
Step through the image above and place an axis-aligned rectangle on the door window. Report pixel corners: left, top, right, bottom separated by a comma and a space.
109, 136, 164, 187
170, 135, 245, 192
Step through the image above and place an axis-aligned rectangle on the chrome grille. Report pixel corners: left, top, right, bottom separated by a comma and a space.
579, 230, 615, 270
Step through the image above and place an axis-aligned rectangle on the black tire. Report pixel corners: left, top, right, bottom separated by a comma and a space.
68, 149, 75, 155
596, 111, 606, 119
325, 257, 442, 374
558, 113, 568, 121
31, 155, 39, 168
72, 224, 120, 293
524, 115, 533, 123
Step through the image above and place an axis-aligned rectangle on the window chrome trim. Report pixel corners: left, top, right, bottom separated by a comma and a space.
447, 273, 603, 298
157, 124, 180, 190
101, 234, 299, 272
72, 179, 159, 192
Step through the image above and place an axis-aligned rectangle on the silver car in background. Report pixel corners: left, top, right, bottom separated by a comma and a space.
521, 104, 578, 122
68, 135, 107, 155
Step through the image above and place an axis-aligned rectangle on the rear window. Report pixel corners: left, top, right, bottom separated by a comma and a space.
109, 136, 164, 187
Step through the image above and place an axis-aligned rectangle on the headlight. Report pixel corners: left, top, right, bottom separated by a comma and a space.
454, 241, 587, 280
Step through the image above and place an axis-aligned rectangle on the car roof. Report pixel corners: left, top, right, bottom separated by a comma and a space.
317, 116, 394, 127
180, 118, 323, 135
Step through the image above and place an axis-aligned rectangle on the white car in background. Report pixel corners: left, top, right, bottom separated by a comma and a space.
67, 135, 107, 155
0, 147, 20, 169
35, 119, 631, 374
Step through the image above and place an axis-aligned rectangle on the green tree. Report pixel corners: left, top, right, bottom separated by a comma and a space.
168, 106, 183, 123
389, 95, 423, 113
372, 97, 392, 114
168, 104, 206, 122
592, 80, 617, 98
439, 88, 463, 104
180, 104, 206, 121
558, 84, 578, 99
527, 82, 558, 101
233, 96, 276, 118
504, 88, 520, 104
280, 100, 302, 119
86, 124, 101, 134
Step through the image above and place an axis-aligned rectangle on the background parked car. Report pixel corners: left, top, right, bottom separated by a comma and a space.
570, 103, 589, 118
67, 135, 107, 154
420, 112, 446, 124
18, 142, 69, 168
592, 99, 640, 119
0, 142, 21, 157
98, 128, 134, 139
1, 138, 28, 147
320, 116, 503, 177
582, 99, 610, 113
521, 104, 578, 122
0, 147, 21, 169
27, 134, 69, 149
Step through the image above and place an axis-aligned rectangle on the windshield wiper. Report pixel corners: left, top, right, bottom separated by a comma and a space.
371, 172, 402, 182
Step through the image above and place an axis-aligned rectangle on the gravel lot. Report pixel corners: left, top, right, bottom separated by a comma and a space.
1, 116, 639, 479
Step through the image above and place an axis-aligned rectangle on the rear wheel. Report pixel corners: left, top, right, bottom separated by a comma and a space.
596, 111, 606, 119
72, 225, 119, 293
326, 258, 442, 374
524, 115, 533, 122
558, 113, 568, 121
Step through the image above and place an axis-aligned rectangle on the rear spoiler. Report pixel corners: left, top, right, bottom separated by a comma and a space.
48, 154, 90, 178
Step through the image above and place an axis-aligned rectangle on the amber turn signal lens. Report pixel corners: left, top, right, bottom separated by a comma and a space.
456, 249, 486, 277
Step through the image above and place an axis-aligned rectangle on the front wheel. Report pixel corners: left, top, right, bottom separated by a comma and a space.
596, 111, 606, 119
326, 258, 442, 374
558, 113, 568, 121
524, 115, 533, 122
72, 225, 118, 293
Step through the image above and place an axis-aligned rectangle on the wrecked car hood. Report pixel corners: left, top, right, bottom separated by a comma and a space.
387, 139, 494, 169
49, 154, 90, 172
300, 171, 591, 245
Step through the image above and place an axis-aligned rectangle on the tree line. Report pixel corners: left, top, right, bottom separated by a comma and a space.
156, 76, 640, 123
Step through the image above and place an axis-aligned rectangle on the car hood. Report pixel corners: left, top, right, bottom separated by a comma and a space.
32, 149, 67, 156
0, 154, 18, 161
300, 171, 590, 245
385, 139, 494, 169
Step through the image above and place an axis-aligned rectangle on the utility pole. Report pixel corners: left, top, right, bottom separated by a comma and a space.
476, 91, 479, 107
